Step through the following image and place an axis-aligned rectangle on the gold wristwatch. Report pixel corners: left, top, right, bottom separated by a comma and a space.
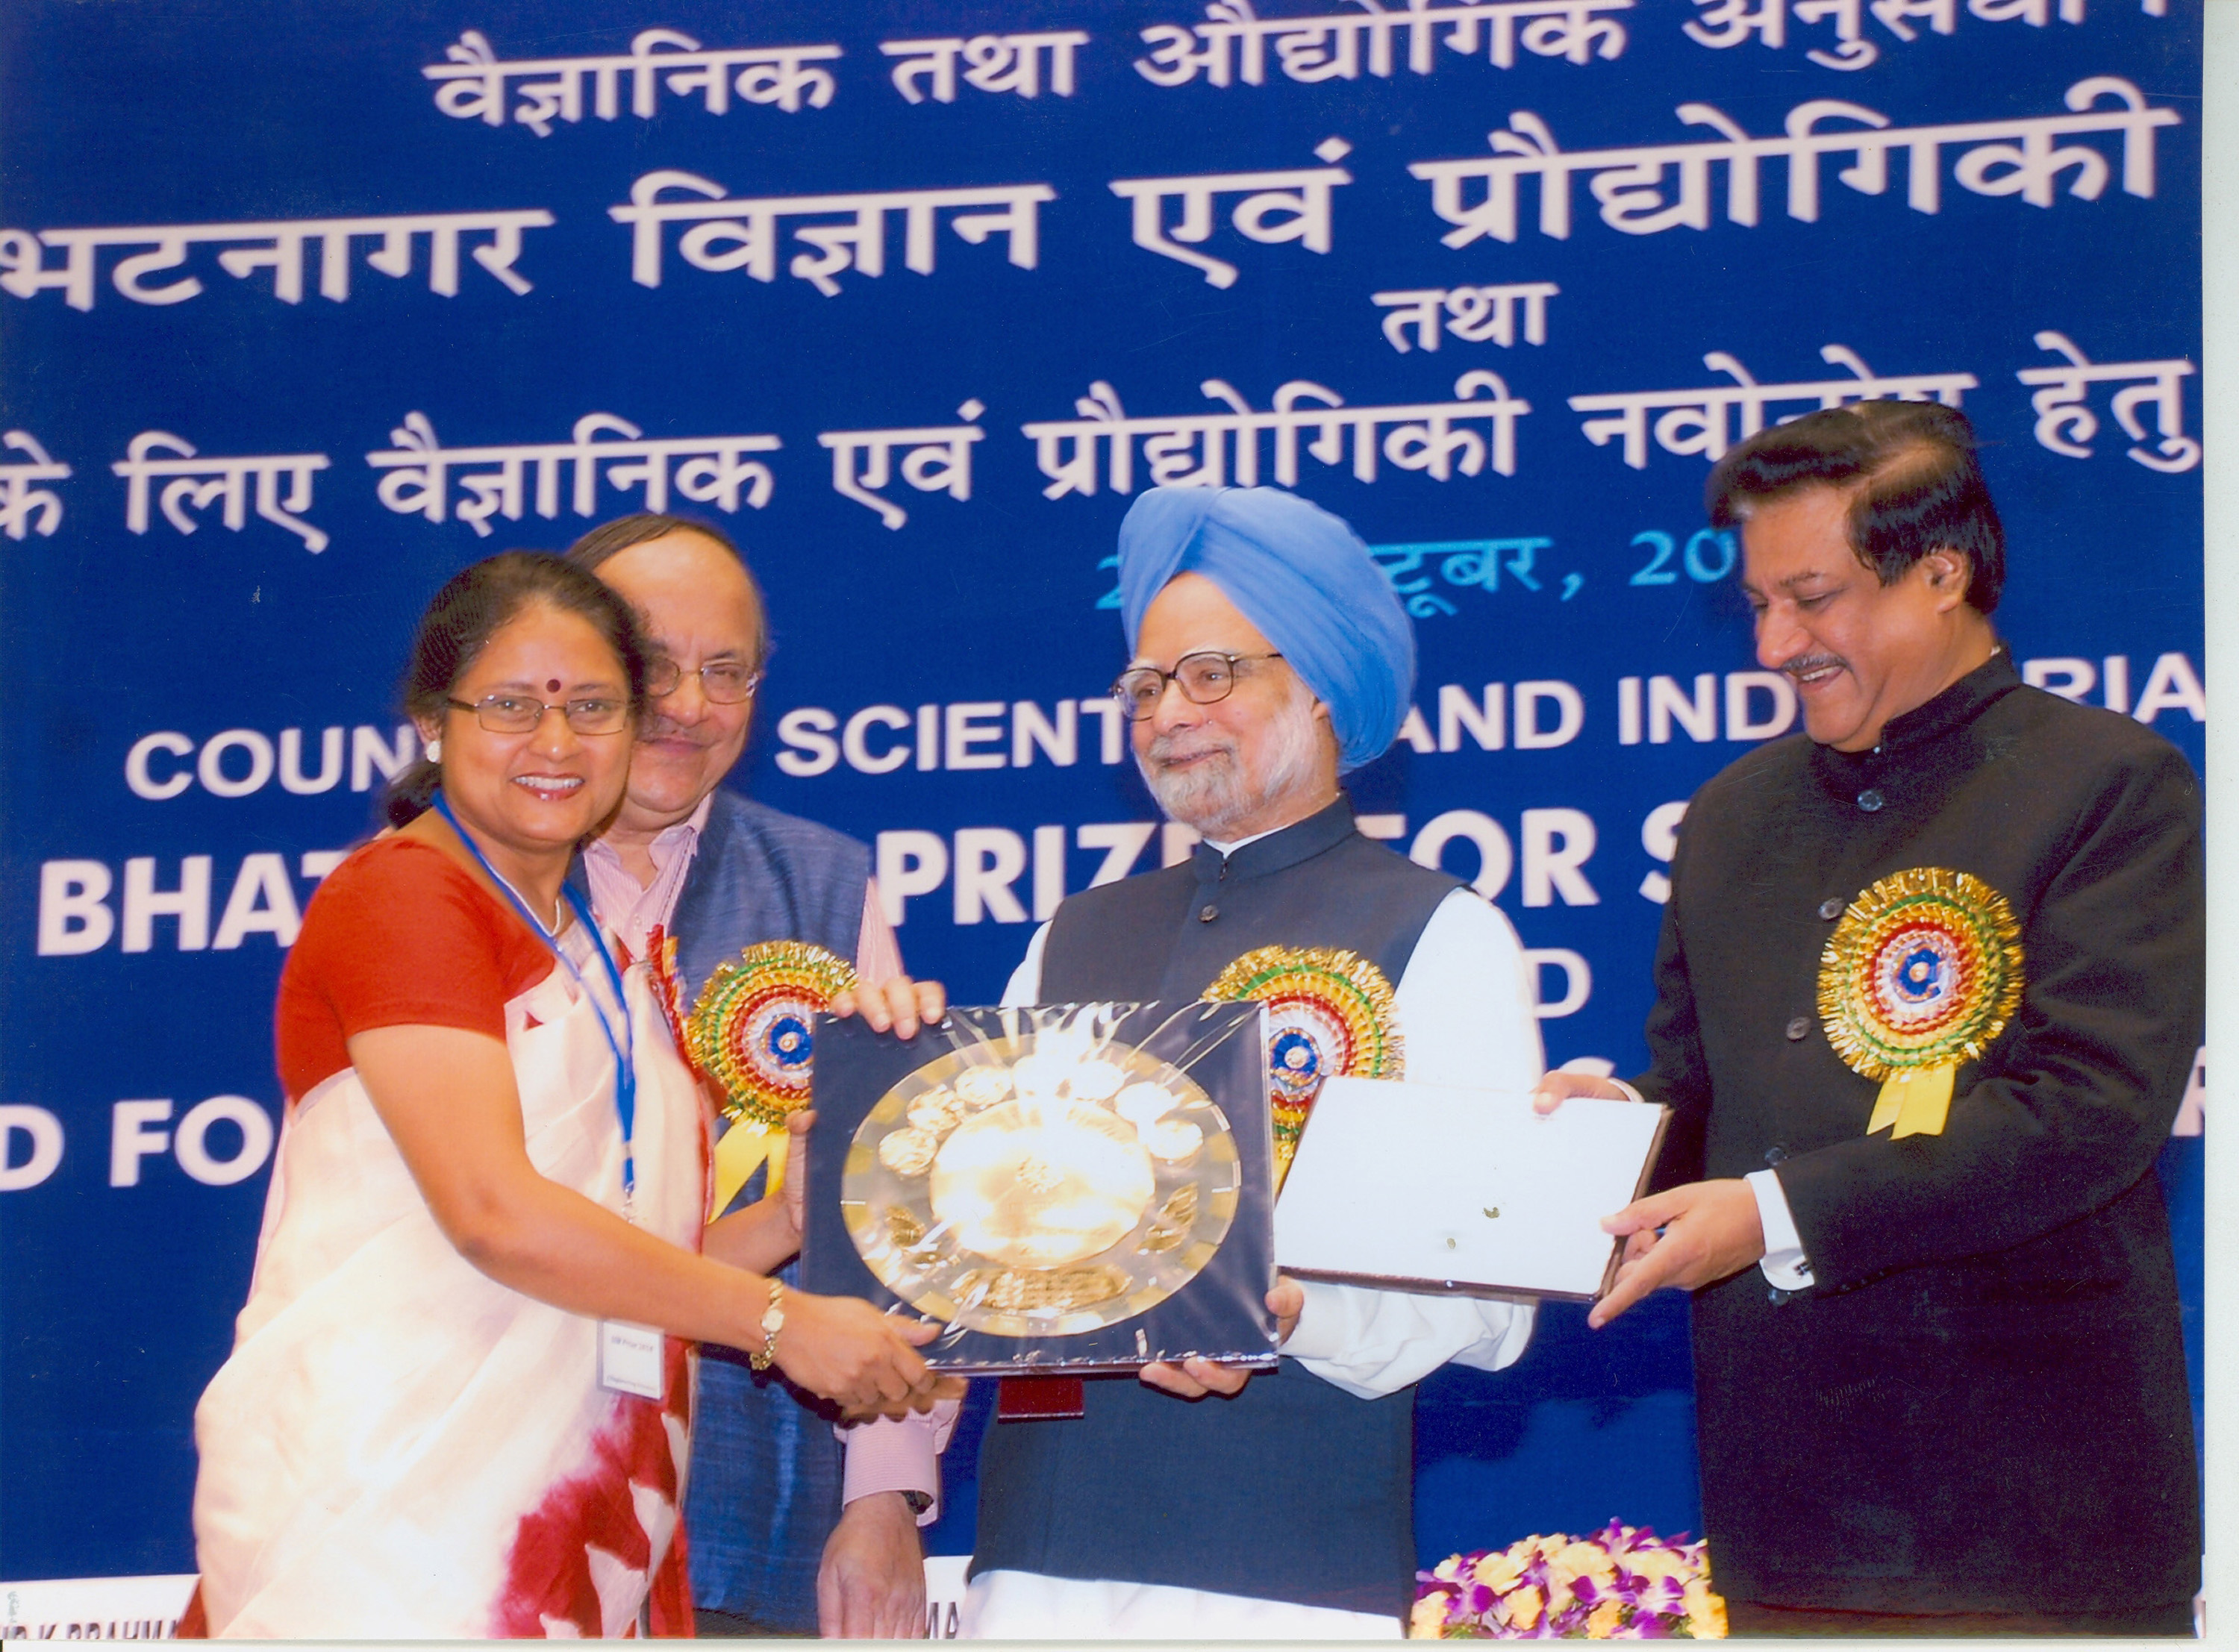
749, 1280, 784, 1371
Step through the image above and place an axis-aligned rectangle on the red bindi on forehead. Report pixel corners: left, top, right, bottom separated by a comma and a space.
546, 678, 562, 692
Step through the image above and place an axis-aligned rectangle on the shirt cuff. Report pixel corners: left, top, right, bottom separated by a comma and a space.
855, 880, 906, 988
1746, 1168, 1815, 1290
1278, 1278, 1346, 1362
1279, 1279, 1533, 1399
837, 1400, 961, 1527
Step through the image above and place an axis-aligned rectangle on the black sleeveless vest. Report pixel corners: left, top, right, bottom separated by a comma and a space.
971, 797, 1459, 1620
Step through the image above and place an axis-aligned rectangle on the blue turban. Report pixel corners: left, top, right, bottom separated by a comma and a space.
1116, 486, 1415, 772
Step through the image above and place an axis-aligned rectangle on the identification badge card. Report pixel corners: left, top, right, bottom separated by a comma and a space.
599, 1319, 666, 1401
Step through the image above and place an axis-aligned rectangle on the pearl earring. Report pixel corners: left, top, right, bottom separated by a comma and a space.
426, 738, 443, 761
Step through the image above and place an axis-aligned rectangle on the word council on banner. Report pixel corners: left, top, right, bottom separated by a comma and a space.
114, 433, 331, 554
425, 28, 839, 135
367, 412, 778, 537
1024, 372, 1530, 499
116, 724, 426, 804
2017, 331, 2198, 473
611, 171, 1053, 296
1112, 143, 1352, 287
882, 31, 1092, 102
0, 432, 69, 542
1410, 76, 2179, 245
1685, 0, 2170, 75
0, 207, 551, 312
1568, 345, 1976, 470
1375, 283, 1558, 352
1134, 0, 1631, 87
819, 404, 985, 530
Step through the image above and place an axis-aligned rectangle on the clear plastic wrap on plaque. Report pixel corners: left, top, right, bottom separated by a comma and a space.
801, 1001, 1278, 1374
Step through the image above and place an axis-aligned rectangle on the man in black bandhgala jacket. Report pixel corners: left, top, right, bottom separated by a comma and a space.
1537, 401, 2200, 1636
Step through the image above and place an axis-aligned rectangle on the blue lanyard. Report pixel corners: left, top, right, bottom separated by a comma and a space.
431, 792, 639, 1210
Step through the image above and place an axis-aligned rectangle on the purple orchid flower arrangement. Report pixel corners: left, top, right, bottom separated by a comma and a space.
1409, 1521, 1728, 1639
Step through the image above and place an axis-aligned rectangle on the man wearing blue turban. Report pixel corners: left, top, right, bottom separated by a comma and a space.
964, 486, 1547, 1638
1114, 484, 1418, 774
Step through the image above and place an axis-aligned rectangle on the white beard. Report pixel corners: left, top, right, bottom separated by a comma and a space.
1137, 680, 1326, 839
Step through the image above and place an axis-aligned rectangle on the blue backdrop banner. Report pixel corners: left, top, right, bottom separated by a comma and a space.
0, 0, 2202, 1586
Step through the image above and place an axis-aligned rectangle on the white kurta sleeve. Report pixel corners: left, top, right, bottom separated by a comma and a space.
1393, 888, 1546, 1094
1281, 1277, 1537, 1398
1282, 888, 1546, 1398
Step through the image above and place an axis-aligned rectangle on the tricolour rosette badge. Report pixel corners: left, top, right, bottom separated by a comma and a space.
688, 939, 858, 1201
1817, 867, 2024, 1139
1202, 945, 1403, 1184
643, 923, 693, 1063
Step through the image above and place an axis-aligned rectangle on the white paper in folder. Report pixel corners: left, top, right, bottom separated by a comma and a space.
1272, 1077, 1670, 1301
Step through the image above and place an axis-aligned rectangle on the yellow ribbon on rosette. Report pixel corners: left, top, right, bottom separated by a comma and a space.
1202, 944, 1404, 1186
1816, 868, 2024, 1139
680, 939, 858, 1210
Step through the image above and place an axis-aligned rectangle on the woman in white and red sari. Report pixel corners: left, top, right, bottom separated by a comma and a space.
185, 553, 944, 1638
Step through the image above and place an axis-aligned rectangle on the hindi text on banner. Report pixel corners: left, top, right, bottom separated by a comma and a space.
0, 431, 71, 541
113, 433, 331, 553
1684, 0, 2170, 75
366, 412, 780, 536
1134, 0, 1631, 88
1567, 345, 1977, 469
882, 31, 1091, 102
1111, 141, 1352, 288
1368, 536, 1576, 616
2016, 330, 2199, 472
1023, 372, 1531, 498
818, 403, 987, 529
1374, 282, 1559, 351
425, 28, 839, 135
0, 208, 552, 311
1409, 75, 2179, 246
611, 171, 1055, 295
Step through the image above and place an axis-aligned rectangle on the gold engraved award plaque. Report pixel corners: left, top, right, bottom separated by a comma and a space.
840, 1029, 1243, 1338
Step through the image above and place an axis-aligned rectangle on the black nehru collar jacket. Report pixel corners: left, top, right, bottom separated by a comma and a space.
1635, 643, 2202, 1616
